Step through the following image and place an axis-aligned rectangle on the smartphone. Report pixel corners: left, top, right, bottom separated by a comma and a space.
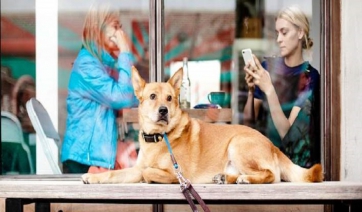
242, 48, 256, 66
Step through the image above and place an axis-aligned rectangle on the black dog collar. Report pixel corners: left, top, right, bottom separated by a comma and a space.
142, 132, 164, 143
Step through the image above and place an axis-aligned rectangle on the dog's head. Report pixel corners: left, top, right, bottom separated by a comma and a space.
131, 66, 183, 134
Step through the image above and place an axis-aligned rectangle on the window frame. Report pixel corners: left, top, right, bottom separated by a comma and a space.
321, 0, 341, 181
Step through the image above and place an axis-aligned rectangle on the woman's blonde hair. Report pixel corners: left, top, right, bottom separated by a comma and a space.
277, 6, 313, 50
82, 4, 120, 61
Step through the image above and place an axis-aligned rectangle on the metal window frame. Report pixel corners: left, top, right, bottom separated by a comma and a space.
149, 0, 164, 83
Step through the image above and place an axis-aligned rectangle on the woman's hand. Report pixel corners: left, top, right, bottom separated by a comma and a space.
244, 70, 255, 92
111, 29, 130, 54
244, 55, 274, 96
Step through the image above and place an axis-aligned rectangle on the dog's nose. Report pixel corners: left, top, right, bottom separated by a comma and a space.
158, 106, 168, 116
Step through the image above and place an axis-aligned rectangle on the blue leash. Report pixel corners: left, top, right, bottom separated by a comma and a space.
163, 133, 179, 169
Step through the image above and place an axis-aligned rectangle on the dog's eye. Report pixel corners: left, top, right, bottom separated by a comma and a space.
167, 95, 172, 101
150, 94, 156, 100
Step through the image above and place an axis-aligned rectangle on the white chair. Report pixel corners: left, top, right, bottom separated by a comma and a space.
26, 98, 62, 174
1, 111, 35, 174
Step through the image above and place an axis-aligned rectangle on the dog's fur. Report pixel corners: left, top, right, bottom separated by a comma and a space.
82, 67, 324, 184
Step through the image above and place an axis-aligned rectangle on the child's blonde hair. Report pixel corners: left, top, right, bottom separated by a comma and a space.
277, 6, 313, 50
82, 4, 120, 61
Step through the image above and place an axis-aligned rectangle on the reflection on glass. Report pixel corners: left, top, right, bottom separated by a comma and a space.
164, 0, 321, 168
170, 60, 221, 108
1, 0, 36, 175
164, 0, 235, 109
1, 0, 322, 175
234, 1, 321, 168
57, 0, 149, 174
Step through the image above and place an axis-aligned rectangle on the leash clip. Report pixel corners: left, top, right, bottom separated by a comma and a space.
163, 134, 210, 212
175, 169, 189, 191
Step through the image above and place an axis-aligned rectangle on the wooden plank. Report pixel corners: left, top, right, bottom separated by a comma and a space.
165, 204, 324, 212
120, 108, 232, 123
0, 174, 81, 181
0, 181, 361, 201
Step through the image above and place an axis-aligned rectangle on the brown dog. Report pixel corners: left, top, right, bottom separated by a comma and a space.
81, 67, 323, 184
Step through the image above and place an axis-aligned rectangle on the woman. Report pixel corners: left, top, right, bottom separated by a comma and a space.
243, 6, 320, 168
61, 5, 138, 173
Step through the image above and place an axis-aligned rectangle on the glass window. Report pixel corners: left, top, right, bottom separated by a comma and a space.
1, 0, 338, 177
1, 0, 150, 175
164, 0, 235, 108
163, 0, 322, 168
1, 0, 36, 175
55, 0, 150, 174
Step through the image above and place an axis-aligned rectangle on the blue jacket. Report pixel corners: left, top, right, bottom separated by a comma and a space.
61, 47, 138, 169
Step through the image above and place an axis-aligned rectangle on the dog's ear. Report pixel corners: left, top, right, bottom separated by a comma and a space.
168, 67, 183, 93
131, 66, 145, 99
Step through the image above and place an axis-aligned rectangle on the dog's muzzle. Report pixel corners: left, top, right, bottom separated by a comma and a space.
158, 106, 169, 124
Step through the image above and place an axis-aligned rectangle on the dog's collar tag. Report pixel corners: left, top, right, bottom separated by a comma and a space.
142, 132, 164, 143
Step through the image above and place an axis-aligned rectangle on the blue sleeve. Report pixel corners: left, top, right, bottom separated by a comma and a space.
254, 86, 263, 99
70, 52, 138, 109
117, 53, 139, 107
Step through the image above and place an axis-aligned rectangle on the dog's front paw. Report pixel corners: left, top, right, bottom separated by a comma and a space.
82, 173, 101, 184
236, 175, 250, 184
212, 173, 226, 184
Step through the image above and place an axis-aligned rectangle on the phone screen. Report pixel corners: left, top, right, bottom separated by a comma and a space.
242, 48, 255, 66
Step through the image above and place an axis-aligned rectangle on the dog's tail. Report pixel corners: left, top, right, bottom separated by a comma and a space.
278, 150, 324, 182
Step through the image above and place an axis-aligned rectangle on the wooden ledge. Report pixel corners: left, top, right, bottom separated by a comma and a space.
1, 178, 361, 203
